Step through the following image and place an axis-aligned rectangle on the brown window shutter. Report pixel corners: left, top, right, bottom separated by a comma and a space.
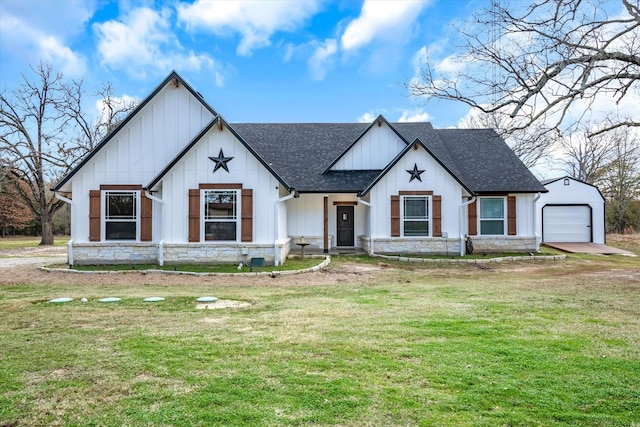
468, 199, 477, 236
241, 189, 253, 242
89, 190, 101, 241
188, 189, 200, 242
432, 195, 442, 237
140, 192, 152, 241
507, 195, 517, 235
391, 195, 400, 237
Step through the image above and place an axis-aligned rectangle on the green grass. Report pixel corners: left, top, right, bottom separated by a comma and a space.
0, 235, 69, 249
55, 257, 324, 273
1, 249, 639, 426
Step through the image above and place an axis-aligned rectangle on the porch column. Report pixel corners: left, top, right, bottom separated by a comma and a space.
323, 196, 328, 253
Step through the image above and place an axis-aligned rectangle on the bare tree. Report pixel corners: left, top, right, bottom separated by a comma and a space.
61, 81, 137, 165
597, 132, 640, 232
0, 62, 137, 245
561, 127, 611, 183
410, 0, 640, 138
458, 110, 556, 168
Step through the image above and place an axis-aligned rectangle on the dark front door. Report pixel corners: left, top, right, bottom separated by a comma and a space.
336, 206, 354, 247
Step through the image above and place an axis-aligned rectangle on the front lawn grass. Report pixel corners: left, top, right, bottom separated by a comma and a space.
0, 235, 69, 249
1, 256, 639, 426
59, 257, 323, 273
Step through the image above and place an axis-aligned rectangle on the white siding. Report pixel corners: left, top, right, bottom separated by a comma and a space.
287, 194, 325, 237
516, 193, 536, 236
332, 122, 405, 170
286, 194, 366, 249
159, 126, 280, 243
67, 82, 215, 243
368, 146, 464, 238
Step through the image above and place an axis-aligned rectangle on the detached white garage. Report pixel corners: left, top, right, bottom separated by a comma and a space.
536, 177, 606, 244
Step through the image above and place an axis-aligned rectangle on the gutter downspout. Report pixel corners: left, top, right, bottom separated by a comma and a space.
533, 192, 542, 252
144, 189, 164, 204
144, 190, 164, 265
459, 196, 476, 256
357, 197, 373, 255
54, 192, 73, 265
274, 190, 297, 266
54, 191, 72, 205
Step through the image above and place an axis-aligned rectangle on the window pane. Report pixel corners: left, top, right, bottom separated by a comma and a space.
404, 221, 429, 236
105, 221, 137, 240
480, 198, 504, 219
480, 220, 504, 235
106, 192, 136, 219
204, 191, 236, 219
404, 197, 428, 219
204, 222, 236, 241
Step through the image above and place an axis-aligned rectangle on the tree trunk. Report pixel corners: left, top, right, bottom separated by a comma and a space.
39, 208, 54, 245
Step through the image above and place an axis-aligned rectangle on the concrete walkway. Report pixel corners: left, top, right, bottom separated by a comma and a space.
543, 242, 636, 256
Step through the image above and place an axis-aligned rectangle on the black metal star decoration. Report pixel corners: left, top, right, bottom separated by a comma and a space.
209, 149, 234, 173
406, 163, 425, 182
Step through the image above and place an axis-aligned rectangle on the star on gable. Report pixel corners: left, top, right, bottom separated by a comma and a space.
406, 163, 425, 182
209, 149, 234, 173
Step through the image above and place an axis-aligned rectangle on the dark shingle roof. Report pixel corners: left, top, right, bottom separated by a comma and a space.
231, 123, 371, 192
232, 122, 546, 194
434, 129, 547, 193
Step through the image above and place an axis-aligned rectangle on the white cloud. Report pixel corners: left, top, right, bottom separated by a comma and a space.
95, 94, 139, 125
177, 0, 321, 56
0, 2, 89, 78
307, 39, 338, 81
357, 112, 376, 123
94, 7, 224, 83
398, 108, 431, 122
341, 0, 429, 51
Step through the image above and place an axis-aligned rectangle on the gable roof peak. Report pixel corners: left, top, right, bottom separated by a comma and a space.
52, 70, 217, 191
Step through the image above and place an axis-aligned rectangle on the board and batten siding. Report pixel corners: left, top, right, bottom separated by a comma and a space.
67, 83, 215, 242
367, 145, 465, 238
159, 126, 280, 244
331, 122, 406, 170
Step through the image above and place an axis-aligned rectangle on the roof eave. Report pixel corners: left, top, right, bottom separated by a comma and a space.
360, 138, 475, 197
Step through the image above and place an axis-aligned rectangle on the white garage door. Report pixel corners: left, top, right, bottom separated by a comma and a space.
543, 205, 592, 242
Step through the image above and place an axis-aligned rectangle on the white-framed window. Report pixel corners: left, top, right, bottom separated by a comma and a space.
202, 189, 239, 241
402, 195, 430, 237
103, 190, 139, 241
479, 197, 505, 235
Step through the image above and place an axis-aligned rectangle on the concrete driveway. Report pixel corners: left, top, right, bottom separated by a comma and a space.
543, 242, 636, 256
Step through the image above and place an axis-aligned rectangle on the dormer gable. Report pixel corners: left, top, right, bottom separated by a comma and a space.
324, 115, 407, 172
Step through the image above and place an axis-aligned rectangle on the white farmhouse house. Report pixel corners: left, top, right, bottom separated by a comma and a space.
53, 71, 548, 265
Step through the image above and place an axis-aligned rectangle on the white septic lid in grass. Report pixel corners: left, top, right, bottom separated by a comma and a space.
196, 296, 218, 302
98, 297, 122, 303
144, 297, 165, 302
49, 297, 73, 303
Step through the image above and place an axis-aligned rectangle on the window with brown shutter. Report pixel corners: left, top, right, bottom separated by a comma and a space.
432, 195, 442, 237
390, 195, 400, 237
91, 185, 150, 241
507, 195, 517, 235
188, 189, 200, 242
190, 184, 251, 242
468, 199, 478, 235
241, 189, 253, 242
89, 190, 101, 241
140, 192, 152, 241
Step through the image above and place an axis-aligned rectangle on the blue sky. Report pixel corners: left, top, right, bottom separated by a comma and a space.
0, 0, 482, 126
